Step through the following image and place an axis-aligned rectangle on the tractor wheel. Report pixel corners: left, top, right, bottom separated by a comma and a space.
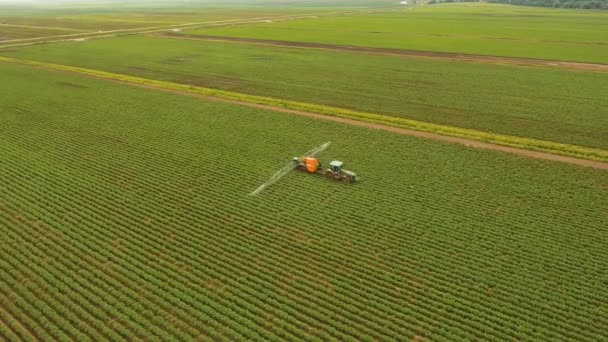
296, 164, 307, 172
340, 175, 352, 184
325, 170, 336, 180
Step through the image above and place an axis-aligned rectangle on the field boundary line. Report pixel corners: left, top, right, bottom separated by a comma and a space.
1, 56, 607, 169
0, 23, 90, 33
0, 15, 322, 46
153, 33, 608, 73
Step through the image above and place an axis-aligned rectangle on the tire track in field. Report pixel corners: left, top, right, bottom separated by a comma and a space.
0, 16, 318, 47
0, 7, 399, 47
1, 57, 606, 170
155, 33, 608, 73
0, 23, 90, 33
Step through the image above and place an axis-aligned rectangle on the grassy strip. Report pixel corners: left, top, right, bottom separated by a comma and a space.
2, 55, 607, 162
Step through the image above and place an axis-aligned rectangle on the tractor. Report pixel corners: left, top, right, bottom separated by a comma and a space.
293, 156, 357, 184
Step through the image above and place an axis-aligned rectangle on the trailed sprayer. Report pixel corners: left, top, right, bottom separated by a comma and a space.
293, 156, 357, 183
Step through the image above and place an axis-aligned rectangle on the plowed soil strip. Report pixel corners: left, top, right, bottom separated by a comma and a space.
157, 34, 608, 73
2, 57, 607, 170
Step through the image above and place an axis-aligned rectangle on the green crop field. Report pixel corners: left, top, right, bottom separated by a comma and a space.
0, 13, 291, 37
2, 1, 608, 341
188, 3, 608, 63
3, 35, 607, 150
0, 0, 396, 37
0, 10, 300, 33
1, 61, 607, 341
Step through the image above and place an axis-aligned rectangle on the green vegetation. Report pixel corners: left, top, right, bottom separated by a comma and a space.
3, 55, 607, 162
3, 36, 607, 151
1, 61, 607, 341
1, 2, 607, 340
0, 25, 86, 40
188, 4, 608, 63
0, 0, 395, 34
0, 10, 298, 32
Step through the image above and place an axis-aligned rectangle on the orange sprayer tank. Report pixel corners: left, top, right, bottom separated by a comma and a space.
304, 157, 319, 173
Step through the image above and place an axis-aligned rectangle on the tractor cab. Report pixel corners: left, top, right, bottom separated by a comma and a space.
327, 160, 357, 183
329, 160, 344, 173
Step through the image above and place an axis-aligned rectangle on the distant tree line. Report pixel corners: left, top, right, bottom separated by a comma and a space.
428, 0, 608, 9
487, 0, 608, 9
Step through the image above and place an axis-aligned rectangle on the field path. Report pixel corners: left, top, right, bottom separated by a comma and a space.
157, 34, 608, 73
0, 23, 90, 32
0, 7, 397, 47
0, 15, 321, 46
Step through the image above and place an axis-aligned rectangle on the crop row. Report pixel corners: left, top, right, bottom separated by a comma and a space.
1, 120, 606, 340
1, 56, 606, 162
1, 64, 606, 340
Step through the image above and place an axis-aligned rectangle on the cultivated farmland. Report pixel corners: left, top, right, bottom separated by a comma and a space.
1, 62, 607, 341
1, 1, 607, 341
4, 35, 608, 150
0, 25, 88, 40
189, 4, 608, 63
0, 0, 396, 37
